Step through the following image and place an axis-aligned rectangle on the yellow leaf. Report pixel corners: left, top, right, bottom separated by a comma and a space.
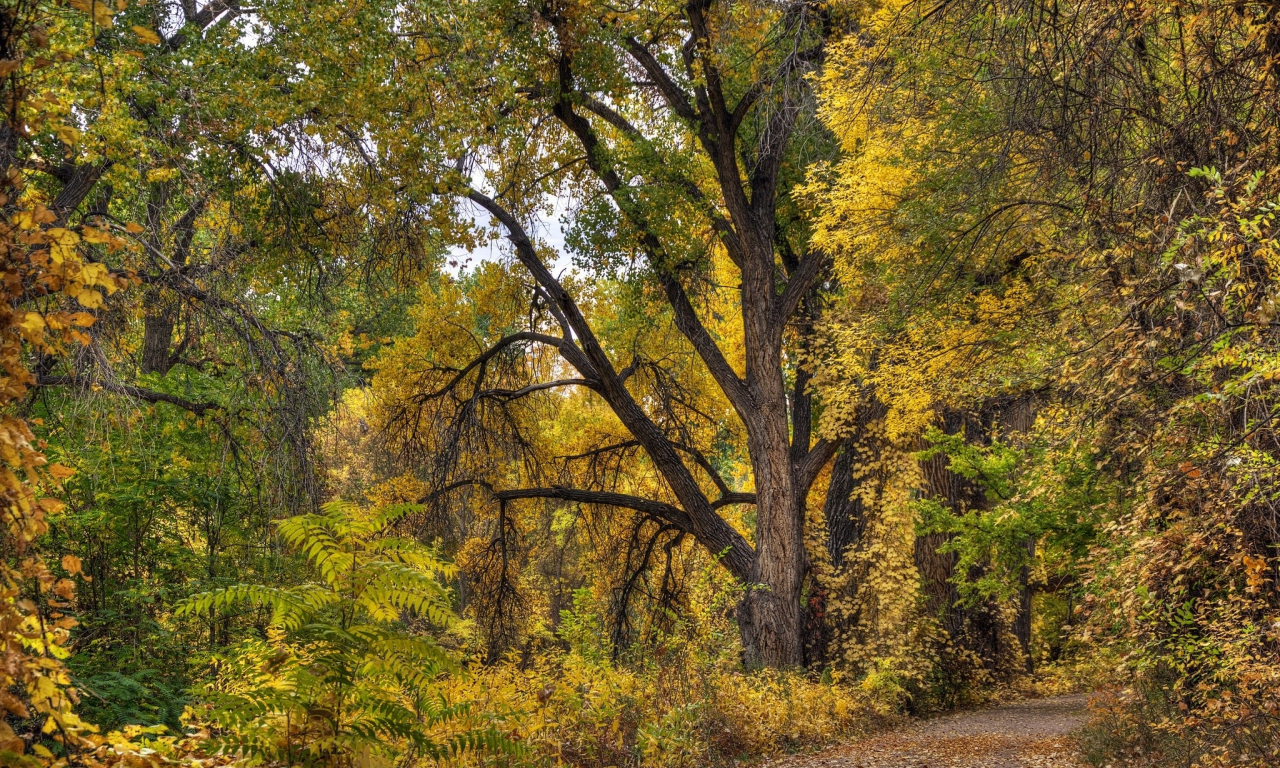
81, 225, 111, 244
145, 167, 176, 183
48, 464, 75, 481
70, 312, 95, 327
18, 312, 46, 334
75, 288, 103, 309
55, 124, 80, 146
46, 228, 80, 246
62, 555, 83, 575
124, 221, 145, 234
78, 261, 109, 285
70, 0, 116, 28
132, 25, 161, 45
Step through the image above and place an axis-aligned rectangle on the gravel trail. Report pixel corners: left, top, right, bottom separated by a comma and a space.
770, 694, 1091, 768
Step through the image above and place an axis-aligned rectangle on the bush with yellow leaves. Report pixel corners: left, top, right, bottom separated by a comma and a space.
431, 656, 887, 768
430, 590, 892, 768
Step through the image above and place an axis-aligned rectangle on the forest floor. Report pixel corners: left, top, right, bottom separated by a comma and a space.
772, 693, 1091, 768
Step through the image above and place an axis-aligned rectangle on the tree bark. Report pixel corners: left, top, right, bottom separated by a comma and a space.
917, 396, 1038, 671
1014, 538, 1035, 671
916, 409, 1000, 664
140, 291, 177, 375
739, 421, 806, 667
1000, 396, 1037, 671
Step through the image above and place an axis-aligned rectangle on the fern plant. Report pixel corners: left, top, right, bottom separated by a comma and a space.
177, 501, 508, 767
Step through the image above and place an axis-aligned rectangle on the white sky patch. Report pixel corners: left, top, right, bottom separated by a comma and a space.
446, 178, 575, 279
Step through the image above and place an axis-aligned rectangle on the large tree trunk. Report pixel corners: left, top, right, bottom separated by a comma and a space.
739, 435, 805, 668
916, 409, 1002, 665
737, 363, 793, 670
735, 227, 808, 668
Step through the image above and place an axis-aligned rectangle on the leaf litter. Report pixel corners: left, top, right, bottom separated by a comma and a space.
765, 694, 1090, 768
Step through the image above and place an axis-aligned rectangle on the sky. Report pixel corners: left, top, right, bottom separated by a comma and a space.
446, 191, 577, 278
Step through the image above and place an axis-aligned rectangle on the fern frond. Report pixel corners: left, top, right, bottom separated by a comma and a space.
367, 538, 458, 578
367, 502, 421, 531
176, 584, 327, 630
191, 498, 484, 767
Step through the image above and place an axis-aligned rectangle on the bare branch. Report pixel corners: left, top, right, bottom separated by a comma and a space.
711, 491, 756, 509
477, 378, 597, 401
422, 331, 573, 401
493, 486, 752, 580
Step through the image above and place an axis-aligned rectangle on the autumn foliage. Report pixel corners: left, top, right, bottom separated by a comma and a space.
4, 0, 1280, 767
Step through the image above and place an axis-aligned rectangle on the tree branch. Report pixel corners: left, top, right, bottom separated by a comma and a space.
37, 375, 221, 416
476, 378, 597, 401
777, 249, 827, 321
660, 274, 754, 414
576, 91, 744, 264
422, 330, 574, 401
711, 491, 756, 509
50, 161, 111, 223
543, 49, 755, 420
621, 37, 701, 124
795, 437, 840, 495
463, 47, 762, 586
492, 486, 752, 580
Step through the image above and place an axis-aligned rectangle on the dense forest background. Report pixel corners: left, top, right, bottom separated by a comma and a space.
3, 0, 1280, 766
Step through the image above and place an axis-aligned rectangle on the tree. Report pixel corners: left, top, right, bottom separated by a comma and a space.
4, 0, 440, 738
812, 0, 1280, 746
801, 0, 1079, 682
354, 0, 851, 668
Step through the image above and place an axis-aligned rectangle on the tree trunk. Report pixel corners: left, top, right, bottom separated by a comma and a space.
140, 293, 176, 375
738, 512, 804, 667
739, 405, 805, 668
1000, 397, 1036, 671
917, 398, 1038, 672
1014, 537, 1035, 671
916, 409, 1000, 663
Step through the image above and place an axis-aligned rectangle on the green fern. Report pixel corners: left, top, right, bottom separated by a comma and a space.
176, 501, 514, 767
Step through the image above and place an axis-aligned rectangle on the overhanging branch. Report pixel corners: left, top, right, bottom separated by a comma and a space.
37, 375, 221, 416
492, 486, 753, 580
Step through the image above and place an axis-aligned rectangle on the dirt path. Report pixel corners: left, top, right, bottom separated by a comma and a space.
773, 694, 1091, 768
